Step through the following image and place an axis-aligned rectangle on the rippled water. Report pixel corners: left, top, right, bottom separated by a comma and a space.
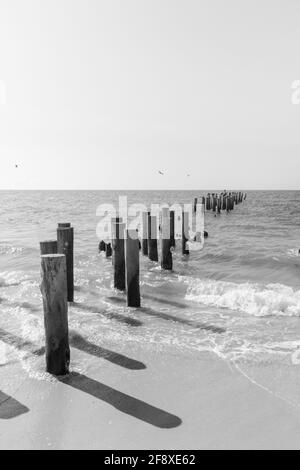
1, 190, 300, 406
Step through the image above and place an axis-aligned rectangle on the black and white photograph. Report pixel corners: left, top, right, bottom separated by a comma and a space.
0, 0, 300, 452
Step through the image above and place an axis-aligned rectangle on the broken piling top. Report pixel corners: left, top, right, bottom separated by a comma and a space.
40, 240, 58, 255
58, 223, 71, 228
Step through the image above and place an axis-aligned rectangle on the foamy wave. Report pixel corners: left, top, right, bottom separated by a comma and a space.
287, 248, 300, 258
184, 277, 300, 317
0, 271, 26, 287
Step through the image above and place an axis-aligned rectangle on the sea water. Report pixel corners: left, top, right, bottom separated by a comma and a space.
0, 190, 300, 406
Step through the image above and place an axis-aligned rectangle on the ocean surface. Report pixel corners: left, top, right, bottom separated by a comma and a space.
1, 190, 300, 407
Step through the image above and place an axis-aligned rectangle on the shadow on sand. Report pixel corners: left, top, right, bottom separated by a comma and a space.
72, 302, 142, 327
0, 328, 146, 371
107, 297, 225, 334
61, 372, 182, 429
0, 328, 44, 356
0, 391, 29, 419
70, 333, 146, 370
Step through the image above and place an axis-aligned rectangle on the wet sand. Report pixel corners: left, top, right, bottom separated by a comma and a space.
1, 344, 300, 450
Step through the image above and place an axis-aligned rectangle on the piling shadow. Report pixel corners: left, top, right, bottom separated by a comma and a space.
0, 391, 29, 419
70, 333, 146, 370
0, 328, 145, 371
0, 328, 44, 356
107, 297, 225, 334
141, 307, 225, 334
61, 372, 182, 429
142, 294, 188, 310
72, 302, 143, 327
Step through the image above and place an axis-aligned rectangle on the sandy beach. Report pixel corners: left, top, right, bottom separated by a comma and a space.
1, 337, 300, 450
1, 189, 300, 450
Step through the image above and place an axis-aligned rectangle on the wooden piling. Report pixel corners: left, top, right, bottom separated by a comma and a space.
142, 212, 148, 256
105, 243, 112, 258
161, 208, 173, 270
182, 211, 190, 255
148, 214, 158, 262
112, 220, 125, 291
206, 194, 211, 211
222, 195, 227, 211
170, 210, 175, 248
193, 198, 198, 213
212, 195, 217, 212
57, 225, 74, 303
40, 240, 58, 255
41, 254, 70, 376
99, 241, 106, 252
125, 230, 141, 308
58, 223, 71, 228
217, 196, 221, 214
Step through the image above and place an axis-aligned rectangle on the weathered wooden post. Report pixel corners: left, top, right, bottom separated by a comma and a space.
40, 241, 58, 255
217, 196, 221, 214
148, 213, 158, 262
57, 224, 74, 303
206, 194, 211, 211
41, 254, 70, 376
212, 194, 217, 212
193, 198, 198, 213
142, 211, 148, 256
58, 223, 71, 228
112, 219, 125, 291
182, 211, 190, 255
222, 195, 227, 211
125, 230, 141, 308
161, 208, 173, 270
105, 243, 112, 258
99, 241, 106, 252
170, 210, 176, 248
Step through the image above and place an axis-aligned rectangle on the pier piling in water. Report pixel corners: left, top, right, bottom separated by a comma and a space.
182, 211, 190, 255
170, 210, 176, 248
193, 198, 198, 213
148, 214, 158, 262
142, 212, 148, 256
161, 208, 173, 270
40, 240, 58, 255
206, 194, 211, 211
105, 243, 112, 258
125, 230, 141, 308
57, 224, 74, 302
99, 240, 106, 252
41, 254, 70, 376
112, 219, 125, 291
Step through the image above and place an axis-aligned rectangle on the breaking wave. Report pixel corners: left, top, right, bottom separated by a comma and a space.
184, 277, 300, 317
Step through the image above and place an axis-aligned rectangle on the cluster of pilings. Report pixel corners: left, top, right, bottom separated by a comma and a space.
199, 191, 247, 214
39, 193, 247, 376
40, 223, 74, 375
100, 205, 205, 306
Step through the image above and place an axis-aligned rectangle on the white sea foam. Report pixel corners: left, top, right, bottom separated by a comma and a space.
184, 277, 300, 317
0, 271, 27, 286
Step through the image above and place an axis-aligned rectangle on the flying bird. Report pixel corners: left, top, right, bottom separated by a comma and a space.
158, 170, 164, 175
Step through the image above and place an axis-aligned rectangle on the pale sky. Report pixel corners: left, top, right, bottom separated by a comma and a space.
0, 0, 300, 190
